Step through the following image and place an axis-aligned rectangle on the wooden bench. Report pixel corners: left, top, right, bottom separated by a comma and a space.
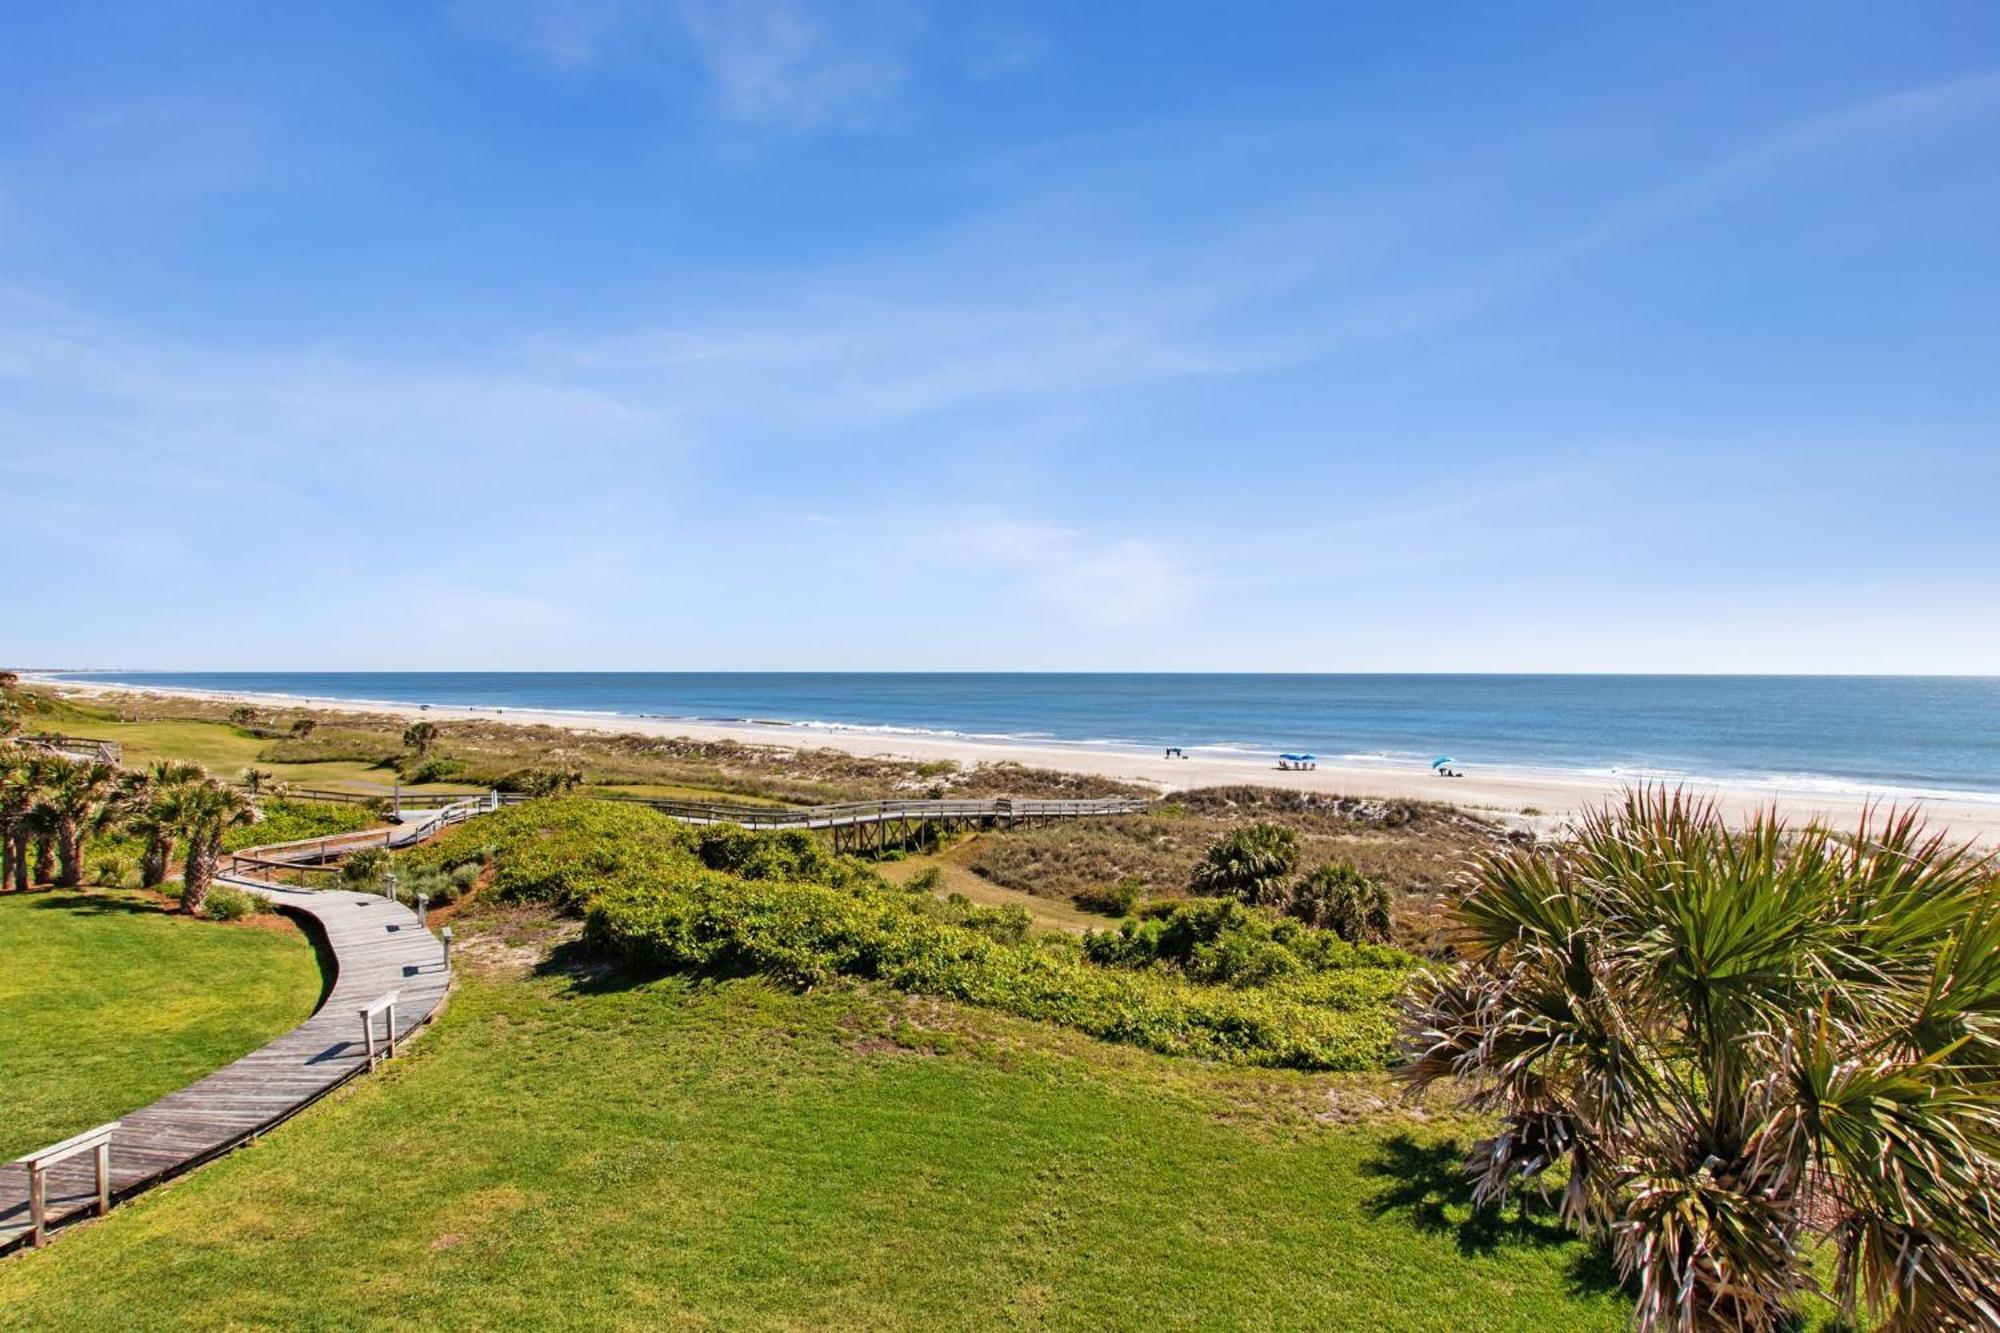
14, 1122, 118, 1248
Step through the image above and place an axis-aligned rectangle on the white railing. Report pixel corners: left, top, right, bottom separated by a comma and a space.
13, 1121, 119, 1248
358, 992, 401, 1067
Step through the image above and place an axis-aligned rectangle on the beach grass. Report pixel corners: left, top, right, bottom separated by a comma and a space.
0, 927, 1630, 1330
0, 887, 322, 1161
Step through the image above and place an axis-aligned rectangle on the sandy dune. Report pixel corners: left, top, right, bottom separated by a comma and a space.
39, 678, 2000, 845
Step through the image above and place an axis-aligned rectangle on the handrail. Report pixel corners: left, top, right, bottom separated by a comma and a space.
7, 733, 123, 765
357, 992, 401, 1067
493, 791, 1151, 828
13, 1121, 119, 1248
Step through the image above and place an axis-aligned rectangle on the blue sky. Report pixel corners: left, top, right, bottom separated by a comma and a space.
3, 1, 1997, 672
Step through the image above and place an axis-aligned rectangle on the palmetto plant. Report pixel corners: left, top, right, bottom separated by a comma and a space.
402, 720, 440, 757
1402, 789, 2000, 1331
1189, 822, 1300, 906
169, 777, 257, 915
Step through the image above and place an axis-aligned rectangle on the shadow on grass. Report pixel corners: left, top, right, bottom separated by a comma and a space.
18, 887, 172, 917
534, 937, 667, 995
1360, 1134, 1624, 1298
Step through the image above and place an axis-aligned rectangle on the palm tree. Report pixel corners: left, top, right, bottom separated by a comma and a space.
1401, 788, 2000, 1332
241, 766, 274, 796
116, 761, 206, 888
1189, 822, 1300, 906
171, 777, 257, 915
0, 751, 48, 892
402, 721, 440, 758
42, 757, 119, 887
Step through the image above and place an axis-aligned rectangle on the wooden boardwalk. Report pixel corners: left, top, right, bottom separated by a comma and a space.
0, 856, 449, 1251
0, 791, 1143, 1251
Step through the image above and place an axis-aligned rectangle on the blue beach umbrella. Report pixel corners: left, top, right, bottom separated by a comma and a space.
1431, 756, 1455, 770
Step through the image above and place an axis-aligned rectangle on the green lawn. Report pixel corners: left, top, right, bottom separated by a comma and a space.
0, 928, 1629, 1330
35, 714, 477, 796
0, 888, 323, 1161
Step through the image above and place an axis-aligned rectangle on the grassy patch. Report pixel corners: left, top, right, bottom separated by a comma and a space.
0, 938, 1630, 1330
878, 848, 1108, 933
0, 887, 322, 1160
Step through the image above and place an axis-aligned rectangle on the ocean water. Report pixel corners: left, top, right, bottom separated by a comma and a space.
43, 671, 2000, 800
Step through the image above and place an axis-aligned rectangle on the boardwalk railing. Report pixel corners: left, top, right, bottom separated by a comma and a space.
7, 732, 123, 765
358, 992, 401, 1067
12, 1122, 119, 1249
497, 791, 1151, 827
224, 795, 494, 885
495, 790, 1151, 853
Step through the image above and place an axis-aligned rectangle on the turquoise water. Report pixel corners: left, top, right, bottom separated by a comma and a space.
44, 671, 2000, 799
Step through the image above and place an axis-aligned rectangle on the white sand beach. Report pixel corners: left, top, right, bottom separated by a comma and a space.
36, 677, 2000, 845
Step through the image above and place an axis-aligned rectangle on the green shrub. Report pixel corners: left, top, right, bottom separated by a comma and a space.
224, 799, 374, 853
584, 868, 1404, 1069
403, 798, 700, 912
1083, 898, 1406, 985
904, 866, 946, 894
92, 852, 139, 889
1189, 823, 1299, 906
416, 798, 1412, 1070
1290, 863, 1393, 943
920, 893, 1031, 944
341, 847, 390, 891
203, 885, 264, 921
1074, 874, 1142, 917
405, 757, 466, 784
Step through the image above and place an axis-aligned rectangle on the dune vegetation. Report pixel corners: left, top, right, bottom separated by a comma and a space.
404, 799, 1413, 1070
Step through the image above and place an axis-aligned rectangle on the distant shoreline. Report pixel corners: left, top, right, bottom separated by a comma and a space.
29, 674, 2000, 846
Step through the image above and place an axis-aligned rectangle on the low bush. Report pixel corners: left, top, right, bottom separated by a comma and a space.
224, 799, 375, 853
1289, 863, 1394, 943
202, 885, 265, 921
403, 757, 466, 784
341, 847, 389, 891
903, 865, 946, 894
415, 799, 1412, 1070
1082, 899, 1407, 987
919, 893, 1032, 944
1073, 874, 1143, 917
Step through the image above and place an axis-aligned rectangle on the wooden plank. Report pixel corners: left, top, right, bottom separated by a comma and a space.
0, 853, 449, 1252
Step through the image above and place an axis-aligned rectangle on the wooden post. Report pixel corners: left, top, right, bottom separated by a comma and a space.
95, 1139, 111, 1215
27, 1163, 44, 1249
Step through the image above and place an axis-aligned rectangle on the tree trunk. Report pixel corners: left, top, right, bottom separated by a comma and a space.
1, 832, 14, 892
6, 833, 25, 892
32, 832, 54, 884
140, 830, 173, 888
55, 817, 82, 887
181, 834, 220, 915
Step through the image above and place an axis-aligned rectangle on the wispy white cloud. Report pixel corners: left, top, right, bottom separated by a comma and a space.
452, 0, 920, 131
678, 0, 918, 131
